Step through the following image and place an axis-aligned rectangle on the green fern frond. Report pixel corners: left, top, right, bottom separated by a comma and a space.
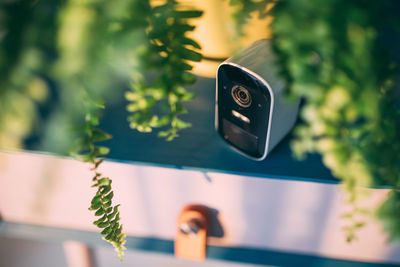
73, 102, 127, 260
90, 167, 127, 261
126, 0, 203, 141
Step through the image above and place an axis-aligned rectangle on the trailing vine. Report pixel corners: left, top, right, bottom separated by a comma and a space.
126, 0, 203, 140
73, 100, 126, 261
53, 0, 147, 259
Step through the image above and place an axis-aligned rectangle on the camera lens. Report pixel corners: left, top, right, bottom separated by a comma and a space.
231, 85, 251, 108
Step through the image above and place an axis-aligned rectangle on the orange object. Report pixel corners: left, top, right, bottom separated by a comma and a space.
175, 204, 209, 261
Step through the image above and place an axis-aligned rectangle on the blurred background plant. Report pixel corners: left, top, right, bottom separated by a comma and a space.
1, 0, 399, 258
0, 0, 202, 259
231, 0, 400, 242
228, 0, 274, 36
126, 0, 202, 140
0, 0, 60, 149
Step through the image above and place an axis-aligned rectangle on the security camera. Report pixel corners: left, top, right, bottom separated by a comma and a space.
215, 39, 300, 160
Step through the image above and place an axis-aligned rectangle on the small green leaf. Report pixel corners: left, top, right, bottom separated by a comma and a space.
94, 146, 110, 157
97, 222, 109, 228
180, 37, 201, 49
90, 196, 102, 210
109, 210, 120, 221
94, 214, 107, 225
125, 91, 139, 101
181, 72, 196, 85
71, 152, 93, 163
104, 200, 112, 208
92, 129, 112, 142
177, 47, 202, 62
115, 226, 122, 236
166, 133, 178, 141
101, 226, 113, 235
346, 232, 356, 243
113, 213, 121, 222
180, 92, 194, 101
104, 191, 114, 202
95, 208, 105, 216
98, 178, 111, 186
85, 112, 100, 125
175, 119, 191, 129
92, 172, 101, 181
105, 207, 113, 214
178, 62, 193, 71
172, 23, 195, 33
354, 222, 365, 229
158, 130, 170, 138
108, 205, 120, 219
174, 10, 203, 19
341, 213, 353, 219
105, 232, 114, 241
101, 185, 111, 195
91, 195, 102, 205
154, 116, 170, 127
174, 103, 187, 114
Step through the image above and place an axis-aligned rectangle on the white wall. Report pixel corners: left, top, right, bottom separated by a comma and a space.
1, 151, 399, 264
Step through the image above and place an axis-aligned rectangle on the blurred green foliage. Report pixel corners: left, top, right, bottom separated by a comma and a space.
44, 0, 149, 153
269, 0, 400, 241
126, 0, 202, 140
229, 0, 400, 243
0, 0, 60, 148
0, 0, 161, 259
0, 0, 202, 259
228, 0, 273, 35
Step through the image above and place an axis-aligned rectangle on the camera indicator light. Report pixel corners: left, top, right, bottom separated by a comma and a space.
232, 110, 250, 124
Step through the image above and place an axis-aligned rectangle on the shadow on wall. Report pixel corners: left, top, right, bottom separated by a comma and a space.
118, 165, 224, 239
207, 207, 224, 238
117, 165, 336, 253
239, 177, 335, 251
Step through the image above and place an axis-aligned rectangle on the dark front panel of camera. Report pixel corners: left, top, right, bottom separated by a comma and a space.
217, 64, 271, 159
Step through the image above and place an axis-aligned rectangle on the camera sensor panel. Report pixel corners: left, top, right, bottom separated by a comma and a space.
222, 119, 258, 154
217, 64, 271, 158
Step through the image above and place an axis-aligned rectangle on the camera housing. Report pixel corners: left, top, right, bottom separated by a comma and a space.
215, 39, 300, 160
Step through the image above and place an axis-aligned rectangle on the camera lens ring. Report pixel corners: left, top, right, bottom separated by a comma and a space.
231, 85, 252, 108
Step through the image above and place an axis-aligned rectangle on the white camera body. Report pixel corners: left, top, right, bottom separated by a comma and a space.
215, 39, 300, 160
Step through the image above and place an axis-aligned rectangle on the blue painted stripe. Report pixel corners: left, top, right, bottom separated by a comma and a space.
0, 222, 397, 267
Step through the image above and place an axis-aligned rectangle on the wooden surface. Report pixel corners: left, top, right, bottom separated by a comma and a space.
94, 76, 336, 183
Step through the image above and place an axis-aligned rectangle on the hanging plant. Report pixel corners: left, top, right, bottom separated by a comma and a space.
126, 0, 203, 140
53, 0, 153, 260
72, 97, 126, 260
231, 0, 400, 242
